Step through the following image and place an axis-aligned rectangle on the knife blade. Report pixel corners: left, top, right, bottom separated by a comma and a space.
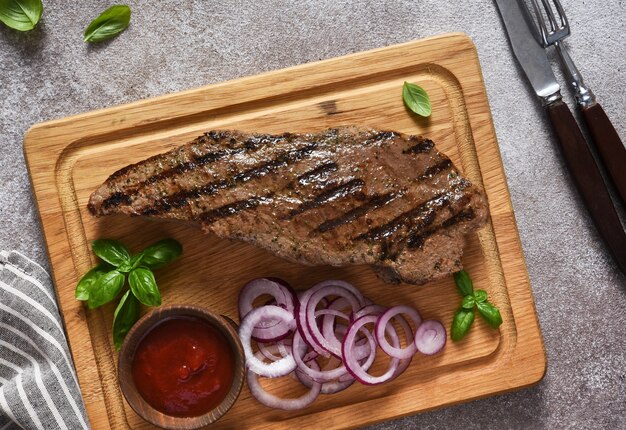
494, 0, 560, 101
494, 0, 626, 275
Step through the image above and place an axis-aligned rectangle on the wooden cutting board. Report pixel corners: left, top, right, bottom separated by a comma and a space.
24, 33, 545, 429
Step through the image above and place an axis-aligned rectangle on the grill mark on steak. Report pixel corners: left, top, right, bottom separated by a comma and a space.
416, 159, 453, 181
196, 196, 268, 224
379, 195, 472, 261
194, 159, 342, 224
297, 162, 338, 186
288, 178, 366, 219
313, 192, 399, 234
101, 192, 132, 210
100, 136, 273, 210
141, 143, 319, 216
403, 139, 434, 154
365, 131, 397, 145
407, 208, 476, 249
142, 150, 229, 184
352, 158, 460, 242
354, 193, 450, 242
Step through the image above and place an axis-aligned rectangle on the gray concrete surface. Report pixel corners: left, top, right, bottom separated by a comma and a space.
1, 0, 625, 428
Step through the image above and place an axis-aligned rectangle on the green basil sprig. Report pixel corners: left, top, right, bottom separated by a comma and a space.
0, 0, 43, 31
112, 290, 140, 350
451, 308, 475, 341
402, 81, 432, 117
92, 239, 131, 267
450, 270, 502, 341
141, 238, 182, 269
83, 4, 131, 43
75, 238, 182, 350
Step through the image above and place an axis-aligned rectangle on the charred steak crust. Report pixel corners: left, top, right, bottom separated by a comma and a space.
88, 126, 489, 285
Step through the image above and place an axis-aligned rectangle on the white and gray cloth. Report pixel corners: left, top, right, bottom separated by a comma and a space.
0, 251, 90, 430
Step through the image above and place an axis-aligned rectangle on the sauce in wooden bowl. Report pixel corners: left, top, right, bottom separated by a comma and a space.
131, 316, 235, 417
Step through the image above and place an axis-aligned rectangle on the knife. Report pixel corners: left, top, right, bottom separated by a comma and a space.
493, 0, 626, 274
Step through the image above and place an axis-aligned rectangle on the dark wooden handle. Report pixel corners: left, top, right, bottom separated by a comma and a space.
581, 102, 626, 205
546, 100, 626, 274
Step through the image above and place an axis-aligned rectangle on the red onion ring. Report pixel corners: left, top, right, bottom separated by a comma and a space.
320, 298, 352, 357
297, 280, 366, 353
375, 305, 421, 360
342, 315, 401, 385
338, 327, 377, 382
239, 306, 297, 377
295, 355, 355, 394
354, 304, 387, 319
292, 330, 350, 382
247, 351, 321, 410
305, 285, 362, 357
238, 278, 297, 342
414, 320, 447, 355
258, 340, 292, 362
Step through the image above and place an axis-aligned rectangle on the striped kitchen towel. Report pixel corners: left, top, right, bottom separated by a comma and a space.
0, 251, 90, 430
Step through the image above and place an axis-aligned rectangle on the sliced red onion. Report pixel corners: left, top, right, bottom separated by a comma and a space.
238, 277, 446, 410
296, 356, 355, 394
392, 356, 413, 380
305, 285, 363, 357
341, 327, 377, 379
258, 340, 291, 362
414, 320, 446, 355
265, 277, 293, 289
247, 351, 321, 410
342, 315, 400, 385
375, 305, 421, 360
354, 304, 387, 319
238, 278, 295, 322
314, 307, 350, 358
298, 281, 366, 350
292, 330, 349, 382
320, 298, 352, 357
315, 308, 350, 321
297, 373, 355, 394
238, 278, 297, 342
329, 324, 375, 370
239, 306, 297, 377
310, 280, 367, 307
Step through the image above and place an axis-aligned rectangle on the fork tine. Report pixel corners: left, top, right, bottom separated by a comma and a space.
552, 0, 569, 30
540, 0, 559, 31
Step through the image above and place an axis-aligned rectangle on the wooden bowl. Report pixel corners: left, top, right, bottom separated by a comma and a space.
118, 305, 245, 429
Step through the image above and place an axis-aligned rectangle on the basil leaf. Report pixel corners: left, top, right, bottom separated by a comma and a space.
477, 301, 503, 328
0, 0, 43, 31
87, 270, 126, 309
453, 270, 473, 297
75, 263, 113, 301
141, 239, 182, 269
474, 289, 488, 303
117, 262, 132, 273
92, 239, 131, 267
129, 268, 161, 306
451, 308, 475, 341
84, 4, 131, 43
112, 290, 140, 351
402, 81, 431, 117
461, 295, 475, 309
129, 252, 144, 270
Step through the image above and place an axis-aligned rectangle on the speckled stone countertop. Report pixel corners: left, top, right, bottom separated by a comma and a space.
1, 1, 625, 428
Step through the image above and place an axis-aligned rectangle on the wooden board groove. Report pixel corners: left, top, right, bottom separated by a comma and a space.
24, 33, 545, 429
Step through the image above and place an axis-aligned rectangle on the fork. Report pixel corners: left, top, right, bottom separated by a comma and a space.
528, 0, 626, 205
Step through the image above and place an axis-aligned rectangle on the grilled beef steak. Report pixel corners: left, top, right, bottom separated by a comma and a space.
88, 126, 489, 284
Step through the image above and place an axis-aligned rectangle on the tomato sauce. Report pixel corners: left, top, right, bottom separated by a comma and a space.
131, 316, 235, 417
